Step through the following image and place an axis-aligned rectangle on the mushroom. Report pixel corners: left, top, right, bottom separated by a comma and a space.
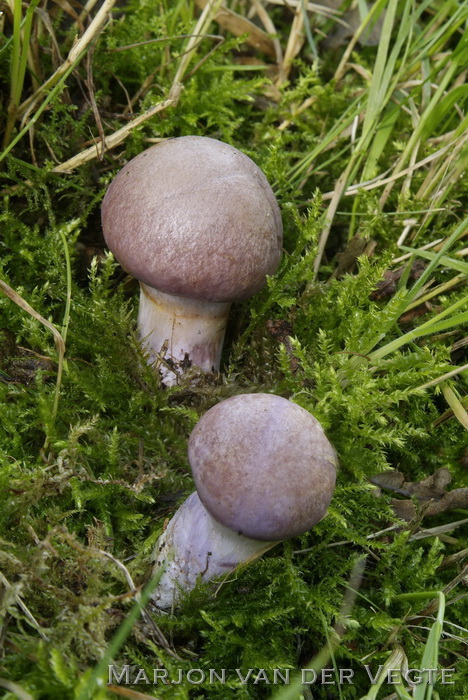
101, 136, 283, 385
152, 393, 337, 609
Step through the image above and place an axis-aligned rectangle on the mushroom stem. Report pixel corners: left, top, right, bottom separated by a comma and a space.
138, 284, 231, 385
152, 492, 276, 609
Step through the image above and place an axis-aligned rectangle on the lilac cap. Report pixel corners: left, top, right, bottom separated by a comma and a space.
188, 393, 337, 541
101, 136, 283, 302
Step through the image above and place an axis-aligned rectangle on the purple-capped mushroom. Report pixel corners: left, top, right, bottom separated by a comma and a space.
101, 136, 283, 384
152, 393, 337, 608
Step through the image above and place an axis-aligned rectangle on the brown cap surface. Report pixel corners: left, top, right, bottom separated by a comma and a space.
188, 393, 337, 541
101, 136, 283, 302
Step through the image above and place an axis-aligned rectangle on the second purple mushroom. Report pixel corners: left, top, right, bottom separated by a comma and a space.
152, 393, 337, 609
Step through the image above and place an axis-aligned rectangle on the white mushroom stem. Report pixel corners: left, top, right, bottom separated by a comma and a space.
152, 492, 276, 610
138, 284, 231, 385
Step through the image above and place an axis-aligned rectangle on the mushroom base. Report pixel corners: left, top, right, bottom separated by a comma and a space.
151, 492, 276, 610
138, 284, 231, 385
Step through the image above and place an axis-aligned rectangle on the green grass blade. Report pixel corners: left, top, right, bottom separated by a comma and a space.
15, 0, 41, 105
9, 0, 22, 107
421, 85, 468, 139
400, 246, 468, 275
360, 217, 467, 355
4, 0, 41, 147
359, 0, 400, 145
0, 58, 81, 162
370, 308, 468, 361
301, 0, 318, 61
413, 593, 446, 700
75, 566, 165, 700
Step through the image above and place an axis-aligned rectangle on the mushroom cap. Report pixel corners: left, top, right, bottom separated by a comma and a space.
188, 393, 337, 541
101, 136, 283, 302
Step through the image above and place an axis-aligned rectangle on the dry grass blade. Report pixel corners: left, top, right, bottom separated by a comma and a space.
0, 571, 48, 640
379, 75, 467, 207
0, 679, 34, 700
406, 569, 467, 624
171, 0, 223, 88
18, 0, 117, 120
306, 0, 404, 271
79, 0, 101, 23
438, 548, 468, 571
441, 384, 468, 430
51, 87, 181, 173
403, 274, 466, 311
269, 0, 348, 24
313, 163, 353, 277
359, 645, 408, 700
272, 558, 367, 700
334, 0, 388, 83
415, 363, 468, 391
0, 279, 65, 425
433, 397, 468, 427
50, 0, 84, 32
278, 5, 305, 84
85, 41, 106, 158
417, 131, 468, 201
321, 140, 457, 199
96, 550, 180, 660
394, 238, 444, 264
409, 518, 468, 541
251, 0, 283, 67
0, 280, 65, 357
76, 567, 167, 700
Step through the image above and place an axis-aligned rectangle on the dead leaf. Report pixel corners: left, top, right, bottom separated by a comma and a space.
370, 259, 426, 300
398, 301, 433, 324
371, 468, 468, 521
194, 0, 276, 58
333, 235, 376, 278
320, 3, 386, 49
